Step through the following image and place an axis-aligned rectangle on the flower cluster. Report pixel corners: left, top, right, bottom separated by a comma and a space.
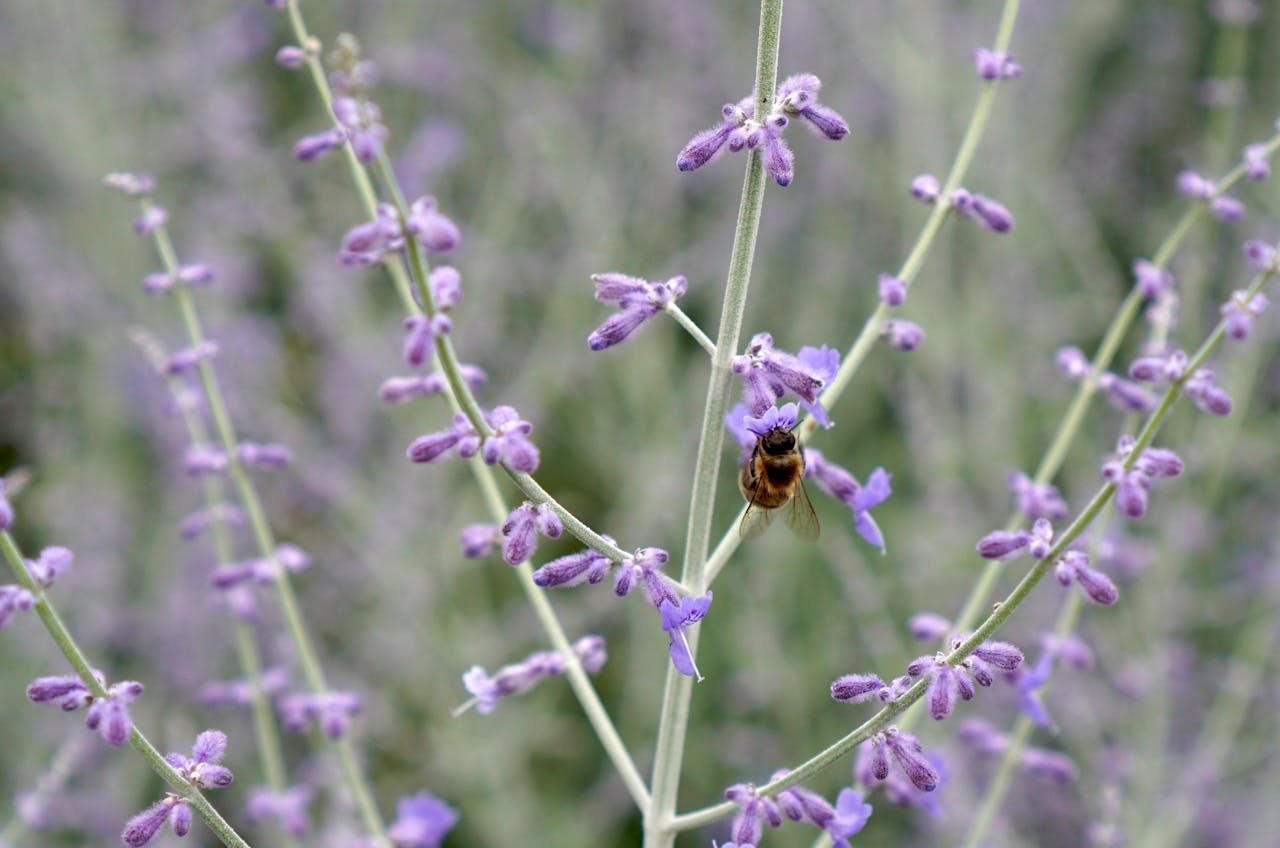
587, 273, 687, 351
462, 634, 607, 714
1100, 435, 1184, 519
122, 731, 233, 846
1128, 348, 1232, 416
855, 727, 940, 795
718, 776, 870, 848
209, 543, 311, 589
387, 791, 459, 848
142, 263, 214, 295
677, 73, 849, 186
958, 719, 1078, 782
245, 785, 313, 837
1175, 169, 1245, 221
908, 175, 1015, 233
908, 639, 1024, 721
277, 690, 362, 739
973, 48, 1022, 80
1220, 287, 1270, 340
1, 547, 72, 630
27, 671, 143, 748
731, 334, 836, 424
339, 197, 461, 266
380, 363, 487, 405
500, 501, 563, 564
407, 405, 541, 472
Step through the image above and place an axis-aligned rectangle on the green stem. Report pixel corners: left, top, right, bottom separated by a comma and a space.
143, 215, 390, 846
670, 261, 1278, 832
647, 3, 784, 844
665, 302, 717, 356
1, 533, 253, 848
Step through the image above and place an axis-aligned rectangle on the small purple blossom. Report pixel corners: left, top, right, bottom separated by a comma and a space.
103, 171, 154, 197
724, 783, 783, 847
246, 785, 313, 836
771, 770, 873, 847
532, 545, 614, 588
200, 668, 289, 708
906, 638, 1023, 720
387, 791, 459, 848
660, 592, 713, 680
406, 196, 461, 252
275, 45, 307, 69
1184, 368, 1233, 416
293, 127, 346, 162
973, 48, 1022, 80
1243, 142, 1272, 181
804, 450, 891, 552
776, 73, 850, 140
123, 731, 234, 846
731, 332, 828, 416
1101, 435, 1183, 519
27, 671, 142, 747
830, 672, 886, 704
976, 528, 1031, 560
1097, 372, 1159, 414
461, 635, 606, 714
949, 188, 1014, 233
180, 504, 245, 540
0, 479, 13, 530
278, 691, 362, 739
165, 341, 218, 375
24, 546, 72, 587
614, 547, 678, 608
909, 173, 940, 204
1054, 550, 1119, 605
459, 523, 501, 558
133, 205, 167, 235
1243, 239, 1278, 271
339, 202, 404, 265
878, 273, 907, 307
0, 584, 35, 629
332, 95, 388, 162
236, 441, 292, 470
379, 364, 486, 404
209, 544, 311, 589
401, 314, 453, 367
1209, 195, 1245, 222
1007, 471, 1068, 521
908, 612, 952, 642
500, 501, 562, 565
856, 727, 939, 793
587, 273, 687, 351
482, 405, 541, 472
1221, 289, 1269, 340
1133, 258, 1173, 298
1056, 345, 1091, 379
1176, 169, 1216, 199
407, 412, 478, 464
881, 318, 924, 351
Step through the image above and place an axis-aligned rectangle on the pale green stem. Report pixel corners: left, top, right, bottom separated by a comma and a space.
646, 3, 784, 844
703, 0, 1023, 589
665, 302, 717, 356
670, 261, 1279, 832
143, 214, 390, 846
1, 532, 253, 848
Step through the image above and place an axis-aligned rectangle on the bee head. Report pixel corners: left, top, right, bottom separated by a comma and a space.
760, 427, 796, 455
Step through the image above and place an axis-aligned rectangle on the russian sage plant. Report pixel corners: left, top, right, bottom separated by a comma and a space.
2, 1, 1280, 847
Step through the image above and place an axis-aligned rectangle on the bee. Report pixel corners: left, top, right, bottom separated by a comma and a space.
738, 420, 820, 542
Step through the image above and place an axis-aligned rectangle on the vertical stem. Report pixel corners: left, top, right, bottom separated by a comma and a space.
646, 2, 784, 844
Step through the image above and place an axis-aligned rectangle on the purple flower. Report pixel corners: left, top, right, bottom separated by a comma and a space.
165, 341, 218, 375
275, 45, 307, 69
459, 523, 500, 558
1101, 436, 1183, 519
401, 314, 453, 367
278, 691, 362, 739
677, 100, 751, 172
1176, 169, 1215, 199
1210, 195, 1245, 222
482, 405, 541, 472
909, 173, 940, 204
1097, 372, 1159, 414
236, 441, 292, 470
660, 592, 713, 680
103, 171, 155, 197
1221, 289, 1269, 340
180, 504, 245, 540
0, 584, 35, 629
133, 205, 167, 235
881, 319, 924, 351
1132, 258, 1173, 299
1007, 471, 1068, 521
532, 546, 614, 588
200, 668, 289, 708
1184, 368, 1233, 416
878, 273, 907, 307
775, 73, 850, 140
407, 412, 480, 464
430, 266, 464, 310
744, 402, 799, 437
500, 501, 562, 565
906, 638, 1023, 720
795, 345, 840, 427
387, 791, 459, 848
973, 48, 1022, 80
339, 203, 404, 265
332, 96, 389, 162
761, 118, 796, 187
724, 782, 783, 847
949, 188, 1014, 233
293, 128, 346, 162
614, 548, 679, 608
587, 273, 687, 351
1054, 550, 1119, 605
1243, 239, 1278, 271
1056, 345, 1090, 379
731, 332, 828, 416
209, 544, 311, 589
123, 731, 233, 846
246, 785, 313, 836
28, 671, 142, 747
462, 635, 606, 714
975, 528, 1031, 560
804, 450, 891, 552
406, 196, 461, 252
830, 672, 886, 704
856, 727, 939, 793
907, 612, 952, 642
772, 770, 873, 847
1015, 652, 1055, 727
1243, 142, 1271, 181
23, 546, 72, 587
379, 365, 486, 404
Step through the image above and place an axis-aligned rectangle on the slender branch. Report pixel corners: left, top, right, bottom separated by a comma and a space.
1, 533, 253, 848
141, 212, 390, 846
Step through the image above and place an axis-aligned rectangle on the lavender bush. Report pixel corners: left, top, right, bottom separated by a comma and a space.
2, 1, 1280, 847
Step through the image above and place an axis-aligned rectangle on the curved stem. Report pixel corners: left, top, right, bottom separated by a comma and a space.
1, 532, 253, 848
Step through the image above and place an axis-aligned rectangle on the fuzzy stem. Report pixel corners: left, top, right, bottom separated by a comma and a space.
647, 3, 784, 844
143, 215, 390, 846
1, 532, 253, 848
665, 302, 718, 356
670, 260, 1278, 831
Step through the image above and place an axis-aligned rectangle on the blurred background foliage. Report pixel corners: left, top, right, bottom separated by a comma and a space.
2, 1, 1280, 846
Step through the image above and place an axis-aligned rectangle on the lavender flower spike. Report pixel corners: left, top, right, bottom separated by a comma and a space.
123, 730, 234, 846
387, 791, 459, 848
28, 671, 143, 747
660, 592, 713, 681
277, 691, 362, 739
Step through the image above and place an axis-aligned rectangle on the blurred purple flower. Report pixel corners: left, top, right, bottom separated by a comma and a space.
388, 791, 458, 848
909, 173, 940, 204
278, 691, 362, 739
246, 785, 313, 836
881, 319, 924, 351
406, 196, 461, 252
772, 770, 873, 848
401, 313, 453, 367
587, 273, 687, 351
973, 48, 1022, 80
1243, 142, 1272, 180
1007, 471, 1068, 521
1221, 288, 1269, 340
28, 671, 142, 748
614, 547, 678, 608
878, 273, 907, 307
462, 635, 606, 715
949, 188, 1014, 233
855, 727, 939, 794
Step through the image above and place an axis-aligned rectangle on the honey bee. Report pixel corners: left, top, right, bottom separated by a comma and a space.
738, 421, 820, 542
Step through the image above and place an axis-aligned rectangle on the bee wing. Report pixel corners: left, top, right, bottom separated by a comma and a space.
784, 478, 820, 542
738, 472, 777, 541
